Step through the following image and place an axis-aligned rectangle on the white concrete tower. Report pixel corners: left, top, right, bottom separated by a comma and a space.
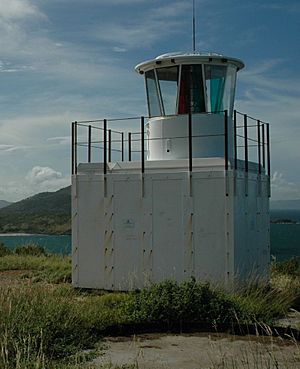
71, 51, 271, 290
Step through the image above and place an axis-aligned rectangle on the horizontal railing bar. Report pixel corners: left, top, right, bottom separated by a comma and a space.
236, 124, 261, 129
236, 134, 261, 144
237, 144, 263, 148
80, 144, 123, 153
129, 133, 225, 142
76, 123, 104, 130
235, 111, 269, 124
107, 116, 148, 122
76, 119, 104, 124
77, 133, 226, 146
79, 135, 270, 147
76, 111, 228, 125
76, 124, 123, 135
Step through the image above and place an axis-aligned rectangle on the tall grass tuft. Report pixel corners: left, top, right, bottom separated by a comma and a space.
0, 282, 128, 368
0, 242, 12, 257
271, 257, 300, 310
15, 243, 46, 256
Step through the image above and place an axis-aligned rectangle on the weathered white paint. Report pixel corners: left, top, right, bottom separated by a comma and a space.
146, 114, 233, 161
72, 159, 270, 290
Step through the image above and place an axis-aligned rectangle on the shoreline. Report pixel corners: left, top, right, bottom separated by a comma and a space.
0, 233, 71, 237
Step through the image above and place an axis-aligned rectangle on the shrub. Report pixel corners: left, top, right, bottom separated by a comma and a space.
271, 257, 300, 277
15, 244, 46, 256
122, 278, 238, 326
0, 242, 12, 257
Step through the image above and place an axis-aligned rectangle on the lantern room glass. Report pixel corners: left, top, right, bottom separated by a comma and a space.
156, 67, 179, 115
145, 63, 237, 118
178, 65, 206, 114
204, 65, 237, 117
145, 70, 161, 117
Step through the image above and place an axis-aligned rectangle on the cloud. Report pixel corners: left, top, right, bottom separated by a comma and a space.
235, 58, 300, 200
0, 60, 34, 73
112, 46, 127, 53
260, 1, 300, 13
271, 171, 300, 200
47, 136, 71, 145
0, 0, 42, 20
100, 0, 151, 3
26, 166, 62, 185
24, 166, 70, 195
0, 166, 70, 202
91, 1, 191, 50
239, 59, 300, 93
0, 144, 28, 152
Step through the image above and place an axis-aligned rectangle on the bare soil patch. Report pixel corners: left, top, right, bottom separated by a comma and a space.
95, 333, 300, 369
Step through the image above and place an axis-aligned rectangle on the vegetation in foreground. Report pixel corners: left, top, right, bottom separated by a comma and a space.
0, 244, 299, 368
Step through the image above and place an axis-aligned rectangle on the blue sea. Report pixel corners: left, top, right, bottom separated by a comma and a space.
0, 210, 299, 261
0, 234, 71, 255
270, 209, 300, 261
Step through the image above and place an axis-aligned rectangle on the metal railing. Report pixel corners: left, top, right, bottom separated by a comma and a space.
234, 111, 270, 177
71, 110, 270, 177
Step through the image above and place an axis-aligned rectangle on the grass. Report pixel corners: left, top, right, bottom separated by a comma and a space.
0, 245, 299, 368
271, 257, 300, 311
0, 242, 71, 283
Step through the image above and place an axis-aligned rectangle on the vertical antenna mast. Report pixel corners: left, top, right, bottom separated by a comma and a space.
193, 0, 196, 52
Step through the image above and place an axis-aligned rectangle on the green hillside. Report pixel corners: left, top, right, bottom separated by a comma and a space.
0, 187, 71, 235
0, 200, 12, 209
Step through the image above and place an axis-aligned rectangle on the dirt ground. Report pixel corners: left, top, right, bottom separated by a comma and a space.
95, 332, 300, 369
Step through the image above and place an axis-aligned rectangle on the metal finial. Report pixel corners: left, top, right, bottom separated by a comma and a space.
193, 0, 196, 52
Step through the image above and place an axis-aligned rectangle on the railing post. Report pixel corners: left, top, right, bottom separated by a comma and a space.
141, 116, 145, 174
262, 124, 266, 169
74, 121, 77, 175
188, 113, 192, 173
224, 110, 229, 171
71, 122, 75, 175
103, 119, 107, 175
88, 125, 92, 163
244, 114, 248, 173
121, 132, 124, 161
266, 123, 271, 177
234, 110, 237, 170
257, 120, 261, 174
108, 129, 112, 162
128, 132, 132, 161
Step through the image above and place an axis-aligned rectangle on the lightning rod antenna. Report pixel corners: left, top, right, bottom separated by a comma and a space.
192, 0, 196, 52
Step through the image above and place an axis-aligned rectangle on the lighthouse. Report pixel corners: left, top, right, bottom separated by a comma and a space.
71, 51, 271, 290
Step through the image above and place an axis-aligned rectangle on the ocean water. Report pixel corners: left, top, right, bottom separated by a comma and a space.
270, 224, 300, 261
0, 234, 71, 255
270, 209, 300, 261
0, 210, 299, 261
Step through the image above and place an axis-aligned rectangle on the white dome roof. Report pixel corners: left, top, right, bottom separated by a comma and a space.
135, 51, 245, 74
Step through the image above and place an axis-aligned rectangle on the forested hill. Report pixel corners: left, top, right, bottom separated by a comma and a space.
0, 200, 11, 209
0, 187, 71, 235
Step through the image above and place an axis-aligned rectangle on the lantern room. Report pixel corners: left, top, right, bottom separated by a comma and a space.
135, 52, 244, 161
136, 52, 244, 118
